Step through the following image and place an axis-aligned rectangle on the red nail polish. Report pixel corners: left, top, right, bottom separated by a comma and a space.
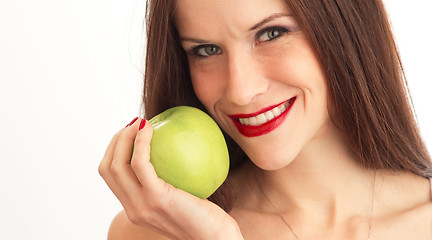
139, 119, 146, 130
126, 117, 139, 128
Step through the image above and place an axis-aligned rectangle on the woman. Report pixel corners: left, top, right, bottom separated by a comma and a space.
99, 0, 432, 239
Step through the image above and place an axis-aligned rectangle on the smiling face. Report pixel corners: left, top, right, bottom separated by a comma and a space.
174, 0, 334, 170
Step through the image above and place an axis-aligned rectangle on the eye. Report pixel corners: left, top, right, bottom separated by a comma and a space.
256, 26, 289, 43
193, 44, 222, 57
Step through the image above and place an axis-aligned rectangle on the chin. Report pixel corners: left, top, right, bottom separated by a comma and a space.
240, 135, 301, 172
254, 159, 293, 171
247, 150, 297, 171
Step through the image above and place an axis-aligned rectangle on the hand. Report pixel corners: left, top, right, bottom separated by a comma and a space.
99, 117, 243, 240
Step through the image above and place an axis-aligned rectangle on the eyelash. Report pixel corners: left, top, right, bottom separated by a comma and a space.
255, 25, 290, 44
188, 25, 291, 58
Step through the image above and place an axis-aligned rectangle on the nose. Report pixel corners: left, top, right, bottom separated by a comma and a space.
225, 51, 269, 106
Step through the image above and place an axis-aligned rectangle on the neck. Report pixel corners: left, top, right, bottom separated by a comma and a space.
249, 122, 376, 225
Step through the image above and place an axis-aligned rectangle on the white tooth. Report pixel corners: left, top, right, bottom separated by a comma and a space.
264, 111, 275, 121
256, 113, 267, 125
272, 107, 281, 117
242, 118, 250, 125
243, 118, 250, 125
249, 116, 258, 126
238, 99, 294, 126
280, 103, 287, 112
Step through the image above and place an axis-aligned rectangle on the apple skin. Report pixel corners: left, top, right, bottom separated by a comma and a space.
149, 106, 230, 199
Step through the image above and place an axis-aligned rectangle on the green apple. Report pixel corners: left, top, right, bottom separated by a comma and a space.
149, 106, 229, 199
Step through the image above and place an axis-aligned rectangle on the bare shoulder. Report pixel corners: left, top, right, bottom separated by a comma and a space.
376, 170, 431, 210
107, 211, 171, 240
373, 201, 432, 239
373, 171, 432, 239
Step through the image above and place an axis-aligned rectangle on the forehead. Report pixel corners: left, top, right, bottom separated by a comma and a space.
174, 0, 291, 34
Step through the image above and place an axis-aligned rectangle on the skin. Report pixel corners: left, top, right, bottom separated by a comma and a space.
99, 0, 432, 239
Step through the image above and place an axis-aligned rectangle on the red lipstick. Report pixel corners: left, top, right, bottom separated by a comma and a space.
229, 97, 296, 137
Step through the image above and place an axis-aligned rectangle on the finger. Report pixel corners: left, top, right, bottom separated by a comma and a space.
98, 129, 133, 209
101, 169, 131, 209
99, 130, 121, 178
111, 118, 143, 195
130, 119, 161, 189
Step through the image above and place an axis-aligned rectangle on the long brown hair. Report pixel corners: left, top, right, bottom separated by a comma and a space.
142, 0, 432, 212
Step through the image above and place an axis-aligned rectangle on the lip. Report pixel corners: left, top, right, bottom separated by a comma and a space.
228, 97, 296, 137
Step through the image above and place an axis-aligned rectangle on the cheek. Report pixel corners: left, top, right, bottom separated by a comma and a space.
273, 42, 327, 96
190, 69, 223, 110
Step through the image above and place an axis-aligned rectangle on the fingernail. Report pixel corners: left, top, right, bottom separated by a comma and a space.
126, 117, 139, 128
139, 119, 146, 130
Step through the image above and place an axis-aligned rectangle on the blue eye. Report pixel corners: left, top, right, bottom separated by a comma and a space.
256, 26, 289, 43
193, 45, 221, 57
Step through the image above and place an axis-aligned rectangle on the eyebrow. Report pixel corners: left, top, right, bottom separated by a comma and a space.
180, 12, 292, 44
181, 37, 209, 44
248, 13, 292, 31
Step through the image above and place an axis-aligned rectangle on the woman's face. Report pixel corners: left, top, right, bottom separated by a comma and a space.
175, 0, 333, 170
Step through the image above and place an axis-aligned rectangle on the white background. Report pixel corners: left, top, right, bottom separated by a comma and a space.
0, 0, 431, 239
